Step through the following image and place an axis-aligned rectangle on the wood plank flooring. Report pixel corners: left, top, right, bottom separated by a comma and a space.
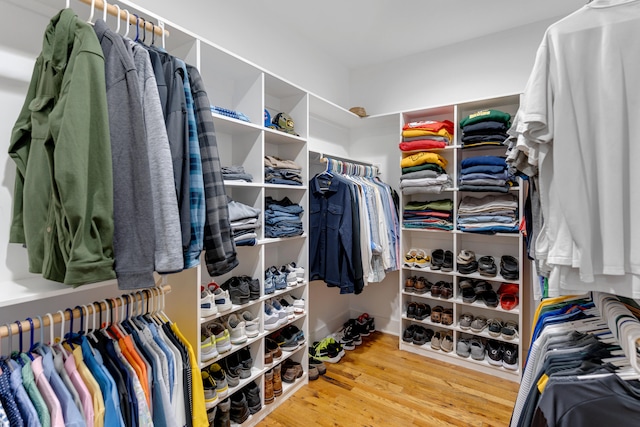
257, 332, 519, 427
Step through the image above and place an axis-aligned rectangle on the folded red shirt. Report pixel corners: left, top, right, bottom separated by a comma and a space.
399, 140, 448, 151
402, 119, 454, 134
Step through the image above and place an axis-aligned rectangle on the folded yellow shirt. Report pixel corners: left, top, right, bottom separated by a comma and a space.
400, 152, 448, 169
402, 128, 453, 141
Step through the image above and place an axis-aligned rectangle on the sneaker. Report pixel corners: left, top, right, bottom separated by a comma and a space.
469, 338, 486, 361
310, 337, 342, 363
200, 325, 219, 362
221, 276, 250, 305
243, 381, 262, 414
208, 363, 229, 399
264, 269, 276, 295
221, 353, 240, 388
487, 318, 504, 337
502, 343, 518, 370
208, 283, 232, 313
285, 262, 305, 284
278, 297, 296, 320
280, 265, 297, 287
214, 398, 231, 427
336, 321, 361, 348
268, 266, 287, 290
238, 347, 253, 379
332, 327, 355, 351
290, 294, 305, 314
279, 325, 305, 351
226, 314, 247, 345
308, 357, 327, 376
264, 303, 280, 331
470, 315, 487, 333
208, 322, 232, 354
270, 299, 288, 325
241, 311, 260, 338
441, 331, 454, 353
240, 275, 261, 301
200, 286, 218, 318
456, 339, 471, 358
458, 312, 473, 330
358, 313, 375, 335
309, 364, 320, 380
229, 390, 250, 424
501, 321, 519, 341
486, 340, 504, 366
201, 370, 218, 409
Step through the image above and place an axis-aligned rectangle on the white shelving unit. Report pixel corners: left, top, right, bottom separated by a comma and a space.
398, 94, 530, 382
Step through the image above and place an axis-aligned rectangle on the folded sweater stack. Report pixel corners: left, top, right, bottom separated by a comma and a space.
459, 109, 511, 149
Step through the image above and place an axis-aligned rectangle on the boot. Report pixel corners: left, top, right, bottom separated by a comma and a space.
273, 363, 283, 396
264, 370, 275, 404
214, 398, 230, 427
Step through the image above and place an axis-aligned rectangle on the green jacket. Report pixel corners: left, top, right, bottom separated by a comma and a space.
8, 9, 115, 285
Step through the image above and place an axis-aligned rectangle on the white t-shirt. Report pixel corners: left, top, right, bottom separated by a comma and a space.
520, 0, 640, 285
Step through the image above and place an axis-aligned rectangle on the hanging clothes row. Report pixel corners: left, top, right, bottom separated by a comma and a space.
511, 292, 640, 427
309, 156, 400, 294
8, 5, 237, 290
0, 286, 208, 427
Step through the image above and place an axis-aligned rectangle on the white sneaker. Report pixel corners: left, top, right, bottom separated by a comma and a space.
226, 314, 247, 345
278, 295, 296, 319
280, 265, 297, 287
200, 326, 219, 362
264, 303, 280, 331
209, 282, 232, 313
285, 262, 305, 284
290, 295, 305, 314
241, 311, 260, 338
270, 299, 288, 325
200, 287, 218, 318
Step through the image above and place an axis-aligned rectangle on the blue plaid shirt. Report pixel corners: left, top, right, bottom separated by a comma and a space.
177, 59, 205, 268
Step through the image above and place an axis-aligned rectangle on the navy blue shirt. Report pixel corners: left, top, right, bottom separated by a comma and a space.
310, 174, 357, 293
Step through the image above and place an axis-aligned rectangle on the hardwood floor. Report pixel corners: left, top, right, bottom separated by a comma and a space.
257, 332, 519, 427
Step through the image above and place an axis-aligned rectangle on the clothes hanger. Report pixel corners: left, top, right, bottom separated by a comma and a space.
123, 9, 131, 38
87, 0, 96, 25
140, 17, 147, 45
5, 323, 13, 359
114, 4, 121, 34
151, 23, 156, 46
102, 0, 108, 23
133, 14, 140, 42
25, 318, 37, 354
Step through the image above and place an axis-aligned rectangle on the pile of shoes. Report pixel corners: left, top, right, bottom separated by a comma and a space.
457, 249, 478, 274
310, 313, 375, 365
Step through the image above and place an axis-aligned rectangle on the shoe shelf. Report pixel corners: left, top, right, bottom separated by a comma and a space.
401, 315, 456, 331
207, 367, 264, 412
260, 283, 307, 303
200, 299, 262, 323
454, 325, 521, 345
454, 271, 520, 284
454, 296, 520, 315
398, 94, 526, 382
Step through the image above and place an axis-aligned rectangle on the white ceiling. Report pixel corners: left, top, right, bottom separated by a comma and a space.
262, 0, 588, 69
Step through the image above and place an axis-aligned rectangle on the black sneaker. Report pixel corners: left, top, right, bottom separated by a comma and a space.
342, 320, 362, 345
486, 340, 504, 366
238, 347, 253, 379
221, 353, 241, 387
240, 275, 261, 301
243, 381, 262, 414
230, 391, 250, 424
502, 343, 518, 370
214, 397, 231, 427
221, 276, 250, 305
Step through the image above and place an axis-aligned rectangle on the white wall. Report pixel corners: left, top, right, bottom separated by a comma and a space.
131, 0, 351, 107
349, 18, 559, 115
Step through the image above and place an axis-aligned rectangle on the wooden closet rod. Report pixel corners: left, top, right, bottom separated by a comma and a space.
0, 284, 171, 339
77, 0, 170, 37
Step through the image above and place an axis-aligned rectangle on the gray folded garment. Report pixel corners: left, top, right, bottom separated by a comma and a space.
400, 175, 452, 188
400, 169, 440, 180
402, 186, 448, 195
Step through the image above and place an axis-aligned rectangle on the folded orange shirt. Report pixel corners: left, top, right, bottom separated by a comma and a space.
403, 119, 454, 134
